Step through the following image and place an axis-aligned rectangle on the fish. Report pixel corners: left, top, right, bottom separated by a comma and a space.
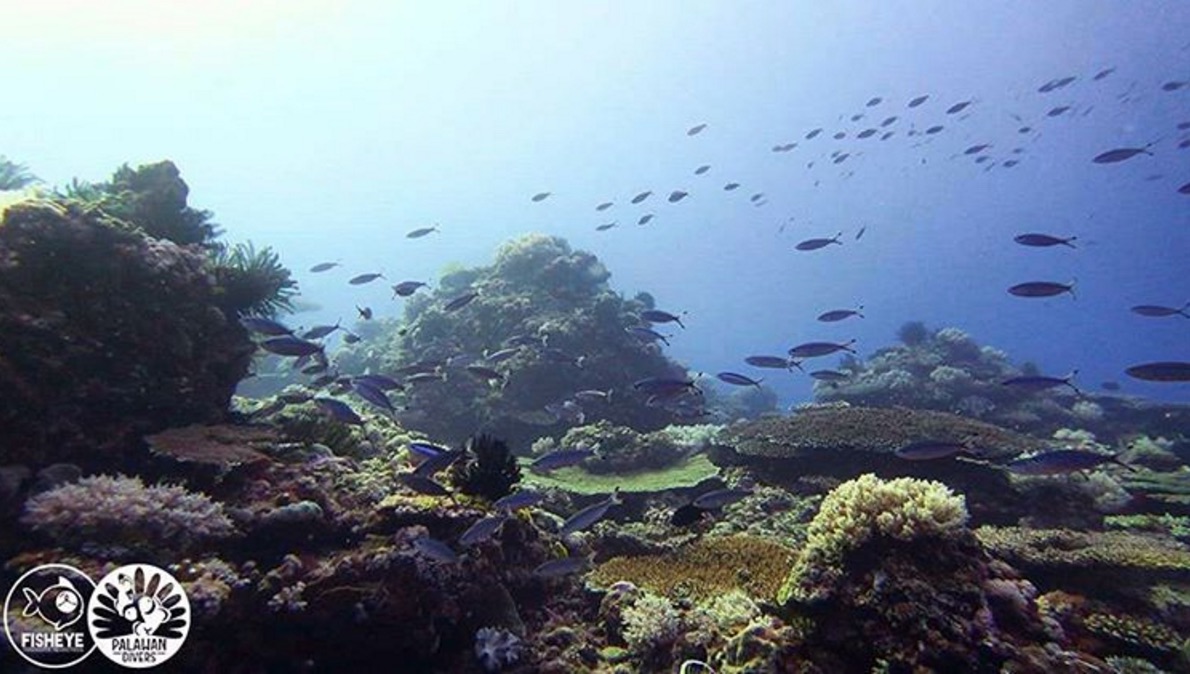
855, 226, 867, 240
596, 201, 614, 211
946, 100, 973, 114
668, 190, 689, 203
493, 490, 546, 512
595, 222, 618, 232
356, 306, 373, 320
925, 125, 944, 134
788, 340, 857, 358
1047, 105, 1072, 117
850, 113, 864, 122
857, 128, 878, 139
1125, 361, 1190, 382
1131, 303, 1190, 318
692, 488, 752, 510
631, 190, 652, 204
1005, 450, 1130, 476
881, 116, 898, 127
314, 397, 364, 425
627, 326, 670, 346
1093, 147, 1153, 164
1038, 76, 1077, 93
406, 372, 446, 384
412, 536, 458, 564
531, 192, 551, 202
640, 309, 685, 328
866, 96, 882, 107
1014, 233, 1076, 248
637, 214, 655, 225
574, 389, 613, 403
302, 322, 341, 340
240, 316, 293, 336
443, 291, 479, 312
1162, 81, 1187, 92
1002, 160, 1020, 168
260, 336, 325, 357
406, 225, 439, 238
1002, 371, 1082, 396
530, 448, 595, 472
349, 273, 385, 285
809, 370, 849, 381
716, 372, 762, 387
413, 449, 464, 478
895, 441, 979, 461
745, 355, 793, 369
459, 515, 508, 546
964, 144, 992, 155
633, 377, 700, 397
309, 261, 340, 273
817, 306, 864, 322
694, 165, 711, 175
1093, 67, 1115, 81
833, 131, 847, 139
559, 490, 621, 536
1181, 182, 1190, 195
391, 281, 427, 297
687, 123, 707, 136
533, 556, 590, 578
795, 233, 843, 251
484, 347, 523, 364
1008, 281, 1075, 298
723, 182, 741, 191
409, 441, 450, 459
907, 94, 929, 108
355, 374, 403, 391
805, 128, 823, 139
353, 380, 396, 412
398, 473, 451, 496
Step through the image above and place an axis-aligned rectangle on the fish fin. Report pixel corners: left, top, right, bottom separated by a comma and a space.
21, 588, 39, 615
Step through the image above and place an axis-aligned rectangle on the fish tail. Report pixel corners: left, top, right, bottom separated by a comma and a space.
21, 588, 39, 616
1112, 453, 1138, 472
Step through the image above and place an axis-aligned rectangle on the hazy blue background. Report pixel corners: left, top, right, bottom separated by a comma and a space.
5, 0, 1188, 404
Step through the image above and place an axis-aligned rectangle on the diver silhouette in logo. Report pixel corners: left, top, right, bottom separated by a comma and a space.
90, 567, 187, 640
22, 576, 85, 631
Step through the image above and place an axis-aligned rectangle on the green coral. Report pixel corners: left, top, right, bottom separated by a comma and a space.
778, 473, 968, 603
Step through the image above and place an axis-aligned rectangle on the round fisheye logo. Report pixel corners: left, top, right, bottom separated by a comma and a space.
3, 563, 96, 668
87, 564, 190, 668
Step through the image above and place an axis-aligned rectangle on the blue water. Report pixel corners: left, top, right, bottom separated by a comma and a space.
5, 1, 1188, 405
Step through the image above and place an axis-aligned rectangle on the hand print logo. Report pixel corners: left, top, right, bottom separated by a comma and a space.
87, 564, 189, 668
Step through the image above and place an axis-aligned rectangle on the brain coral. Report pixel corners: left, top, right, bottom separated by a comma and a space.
778, 473, 968, 603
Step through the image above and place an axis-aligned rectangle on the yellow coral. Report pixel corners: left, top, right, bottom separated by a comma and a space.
778, 473, 967, 604
589, 535, 795, 601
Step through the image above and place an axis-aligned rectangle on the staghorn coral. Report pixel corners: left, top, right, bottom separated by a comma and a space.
21, 474, 236, 558
590, 535, 795, 601
778, 473, 968, 603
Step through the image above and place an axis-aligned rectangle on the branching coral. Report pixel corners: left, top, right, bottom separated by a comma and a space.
22, 474, 237, 557
778, 473, 968, 603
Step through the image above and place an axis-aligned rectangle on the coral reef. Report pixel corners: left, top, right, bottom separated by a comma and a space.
21, 474, 237, 559
778, 473, 968, 603
0, 155, 38, 190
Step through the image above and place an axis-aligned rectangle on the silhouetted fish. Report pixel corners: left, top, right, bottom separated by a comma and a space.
406, 225, 439, 238
1006, 450, 1130, 475
314, 397, 363, 425
391, 280, 427, 297
1093, 147, 1153, 163
260, 336, 324, 357
908, 95, 929, 108
805, 128, 823, 139
1002, 372, 1082, 396
595, 222, 618, 231
309, 262, 340, 272
1007, 281, 1075, 298
744, 355, 792, 369
640, 309, 685, 328
1038, 76, 1076, 93
1131, 303, 1190, 318
857, 128, 878, 139
788, 340, 856, 358
817, 307, 864, 322
716, 372, 762, 387
443, 291, 479, 312
531, 192, 551, 202
241, 317, 293, 336
596, 201, 614, 211
349, 273, 385, 285
1014, 233, 1077, 248
925, 125, 944, 134
668, 190, 689, 203
1093, 67, 1115, 81
723, 183, 741, 191
1125, 361, 1190, 382
895, 441, 978, 461
946, 100, 972, 114
631, 190, 652, 204
687, 123, 707, 136
694, 165, 711, 175
560, 491, 620, 536
638, 213, 655, 225
795, 233, 842, 251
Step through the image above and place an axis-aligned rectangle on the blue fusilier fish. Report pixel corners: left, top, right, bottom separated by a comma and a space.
533, 555, 591, 578
412, 536, 458, 564
745, 355, 796, 370
407, 225, 439, 238
309, 261, 341, 273
353, 380, 396, 412
1005, 450, 1133, 476
398, 473, 451, 496
788, 340, 857, 359
716, 372, 762, 388
692, 488, 752, 510
354, 374, 403, 391
1130, 303, 1190, 318
409, 441, 450, 460
349, 272, 385, 285
530, 448, 595, 472
560, 490, 621, 537
633, 377, 700, 397
1008, 281, 1075, 298
895, 441, 981, 461
302, 321, 341, 340
817, 306, 864, 322
443, 291, 479, 312
1002, 371, 1082, 396
1014, 233, 1077, 248
809, 370, 849, 382
413, 448, 464, 477
459, 515, 509, 547
260, 336, 325, 357
494, 490, 546, 512
795, 233, 843, 251
314, 397, 363, 425
627, 326, 670, 346
640, 309, 686, 328
1125, 361, 1190, 382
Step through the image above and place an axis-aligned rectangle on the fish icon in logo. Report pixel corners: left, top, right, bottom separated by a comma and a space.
22, 576, 84, 631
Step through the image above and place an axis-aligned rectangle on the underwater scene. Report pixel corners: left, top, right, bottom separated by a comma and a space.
2, 2, 1190, 672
